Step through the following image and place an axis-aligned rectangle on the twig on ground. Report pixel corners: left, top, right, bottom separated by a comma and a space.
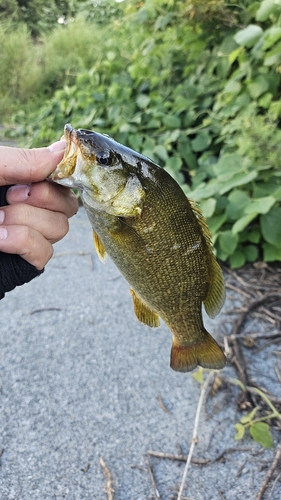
145, 455, 160, 499
268, 472, 281, 500
0, 448, 4, 467
177, 372, 214, 500
147, 450, 209, 465
130, 464, 147, 473
100, 457, 115, 500
30, 307, 62, 315
229, 293, 281, 407
236, 459, 247, 478
225, 283, 253, 299
157, 394, 171, 414
81, 462, 90, 473
275, 364, 281, 384
230, 331, 280, 341
256, 442, 281, 500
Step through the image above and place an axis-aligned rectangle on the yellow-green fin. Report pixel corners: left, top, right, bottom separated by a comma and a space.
189, 199, 225, 318
170, 330, 226, 373
93, 231, 107, 262
130, 289, 160, 327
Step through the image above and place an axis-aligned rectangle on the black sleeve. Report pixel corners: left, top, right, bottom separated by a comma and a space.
0, 185, 44, 300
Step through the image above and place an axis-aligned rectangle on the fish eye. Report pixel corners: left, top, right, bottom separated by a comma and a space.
96, 152, 113, 167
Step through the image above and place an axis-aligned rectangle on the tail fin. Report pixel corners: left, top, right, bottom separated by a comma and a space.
170, 331, 226, 373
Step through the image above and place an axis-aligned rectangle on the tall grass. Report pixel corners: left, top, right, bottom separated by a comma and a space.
0, 16, 106, 119
0, 22, 44, 115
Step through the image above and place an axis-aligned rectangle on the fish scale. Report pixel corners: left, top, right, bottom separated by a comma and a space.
50, 124, 226, 372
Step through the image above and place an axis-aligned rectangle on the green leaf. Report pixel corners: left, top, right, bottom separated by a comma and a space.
226, 190, 251, 221
228, 47, 243, 64
234, 423, 245, 440
224, 80, 241, 94
232, 213, 258, 234
256, 0, 280, 22
262, 27, 281, 50
136, 94, 150, 109
234, 25, 263, 47
213, 154, 244, 181
219, 231, 238, 255
250, 422, 273, 448
165, 156, 182, 171
244, 196, 275, 215
207, 214, 227, 235
244, 244, 259, 262
248, 76, 269, 100
219, 171, 257, 196
229, 250, 246, 269
263, 243, 281, 261
154, 144, 168, 161
191, 131, 212, 152
260, 206, 281, 246
248, 230, 261, 244
188, 182, 218, 202
163, 115, 181, 129
192, 367, 204, 384
199, 198, 216, 218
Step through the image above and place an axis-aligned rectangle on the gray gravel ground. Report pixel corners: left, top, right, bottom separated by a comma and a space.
0, 207, 280, 500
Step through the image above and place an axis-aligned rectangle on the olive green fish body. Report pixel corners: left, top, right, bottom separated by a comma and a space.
51, 124, 226, 372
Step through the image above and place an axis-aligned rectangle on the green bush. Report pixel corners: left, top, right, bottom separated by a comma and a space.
4, 0, 281, 267
0, 22, 44, 113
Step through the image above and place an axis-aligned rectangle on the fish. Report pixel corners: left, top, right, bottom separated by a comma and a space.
50, 124, 226, 372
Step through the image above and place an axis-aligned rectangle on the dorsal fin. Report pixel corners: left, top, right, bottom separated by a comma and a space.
93, 231, 107, 262
189, 199, 225, 318
130, 289, 160, 327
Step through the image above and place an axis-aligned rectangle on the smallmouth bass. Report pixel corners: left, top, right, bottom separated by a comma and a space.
50, 124, 226, 372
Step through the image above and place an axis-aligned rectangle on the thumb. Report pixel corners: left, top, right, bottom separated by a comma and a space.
0, 140, 66, 186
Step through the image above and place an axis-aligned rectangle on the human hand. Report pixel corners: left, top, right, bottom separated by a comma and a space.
0, 141, 78, 269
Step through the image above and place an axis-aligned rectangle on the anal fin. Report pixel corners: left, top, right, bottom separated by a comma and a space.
93, 231, 107, 262
130, 289, 160, 327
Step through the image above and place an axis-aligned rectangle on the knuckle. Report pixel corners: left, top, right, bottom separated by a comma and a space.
51, 214, 69, 242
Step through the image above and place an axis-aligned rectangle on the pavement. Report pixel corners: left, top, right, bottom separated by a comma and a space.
0, 206, 280, 500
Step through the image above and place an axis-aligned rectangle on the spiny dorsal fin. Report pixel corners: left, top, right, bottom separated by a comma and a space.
93, 231, 107, 262
189, 199, 225, 318
130, 289, 160, 327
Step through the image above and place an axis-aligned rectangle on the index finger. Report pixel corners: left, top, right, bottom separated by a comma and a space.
0, 141, 66, 186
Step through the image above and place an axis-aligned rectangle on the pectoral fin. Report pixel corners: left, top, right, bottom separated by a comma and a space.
93, 231, 107, 262
130, 289, 160, 327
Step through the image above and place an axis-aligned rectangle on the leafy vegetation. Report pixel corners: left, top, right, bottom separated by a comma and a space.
1, 0, 281, 267
233, 381, 280, 449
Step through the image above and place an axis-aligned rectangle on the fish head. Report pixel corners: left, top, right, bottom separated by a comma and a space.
50, 124, 146, 216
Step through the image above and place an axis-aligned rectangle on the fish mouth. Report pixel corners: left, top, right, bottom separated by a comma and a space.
50, 124, 80, 181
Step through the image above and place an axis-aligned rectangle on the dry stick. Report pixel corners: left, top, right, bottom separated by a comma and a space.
268, 472, 281, 500
256, 442, 281, 500
177, 371, 214, 500
100, 457, 115, 500
230, 293, 281, 404
157, 394, 171, 414
145, 455, 160, 499
147, 447, 253, 466
225, 283, 253, 299
147, 450, 209, 465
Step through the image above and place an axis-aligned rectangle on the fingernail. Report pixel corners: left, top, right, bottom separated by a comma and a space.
48, 140, 66, 153
0, 210, 4, 224
0, 227, 8, 240
7, 184, 31, 202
